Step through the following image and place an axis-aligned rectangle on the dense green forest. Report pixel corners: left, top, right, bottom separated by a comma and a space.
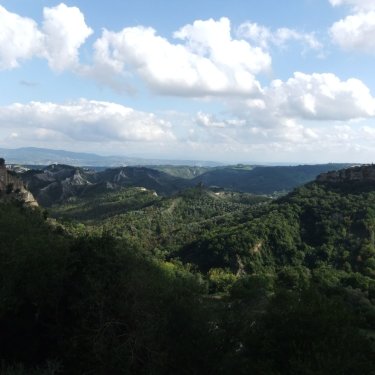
0, 165, 374, 374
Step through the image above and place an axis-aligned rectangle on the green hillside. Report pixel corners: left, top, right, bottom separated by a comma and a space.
192, 163, 351, 194
1, 165, 374, 374
150, 165, 210, 179
50, 186, 269, 257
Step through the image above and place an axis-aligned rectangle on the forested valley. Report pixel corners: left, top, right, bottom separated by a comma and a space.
0, 163, 374, 374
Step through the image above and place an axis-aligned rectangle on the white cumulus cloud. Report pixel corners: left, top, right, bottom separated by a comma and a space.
222, 72, 375, 139
41, 3, 93, 71
0, 5, 43, 69
330, 11, 375, 52
90, 17, 270, 96
266, 72, 375, 120
329, 0, 375, 52
0, 3, 92, 71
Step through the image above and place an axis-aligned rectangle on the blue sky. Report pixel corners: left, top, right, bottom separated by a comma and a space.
1, 0, 375, 163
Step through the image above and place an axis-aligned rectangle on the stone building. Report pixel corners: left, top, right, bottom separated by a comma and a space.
317, 165, 375, 183
0, 158, 9, 191
0, 158, 24, 192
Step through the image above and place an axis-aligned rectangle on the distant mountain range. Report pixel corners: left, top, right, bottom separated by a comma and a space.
0, 147, 222, 167
16, 163, 354, 206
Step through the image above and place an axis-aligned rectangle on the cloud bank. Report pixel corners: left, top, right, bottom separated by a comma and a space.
0, 100, 175, 143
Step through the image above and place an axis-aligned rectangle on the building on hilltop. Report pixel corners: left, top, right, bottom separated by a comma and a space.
0, 158, 23, 192
0, 157, 9, 190
0, 158, 37, 206
317, 164, 375, 183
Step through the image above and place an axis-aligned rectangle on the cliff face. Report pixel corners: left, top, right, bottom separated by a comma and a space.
316, 165, 375, 183
20, 164, 95, 207
0, 169, 24, 191
0, 159, 38, 207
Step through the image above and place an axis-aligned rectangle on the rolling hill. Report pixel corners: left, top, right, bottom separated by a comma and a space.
14, 162, 355, 206
191, 163, 352, 194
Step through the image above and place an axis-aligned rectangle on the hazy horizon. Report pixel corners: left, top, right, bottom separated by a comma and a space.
0, 145, 360, 167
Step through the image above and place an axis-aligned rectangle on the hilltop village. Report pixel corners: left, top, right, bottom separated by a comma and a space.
317, 164, 375, 183
0, 158, 37, 207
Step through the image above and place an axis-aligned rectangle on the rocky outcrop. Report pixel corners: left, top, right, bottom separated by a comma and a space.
20, 164, 95, 206
0, 158, 38, 207
316, 165, 375, 183
0, 158, 24, 191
